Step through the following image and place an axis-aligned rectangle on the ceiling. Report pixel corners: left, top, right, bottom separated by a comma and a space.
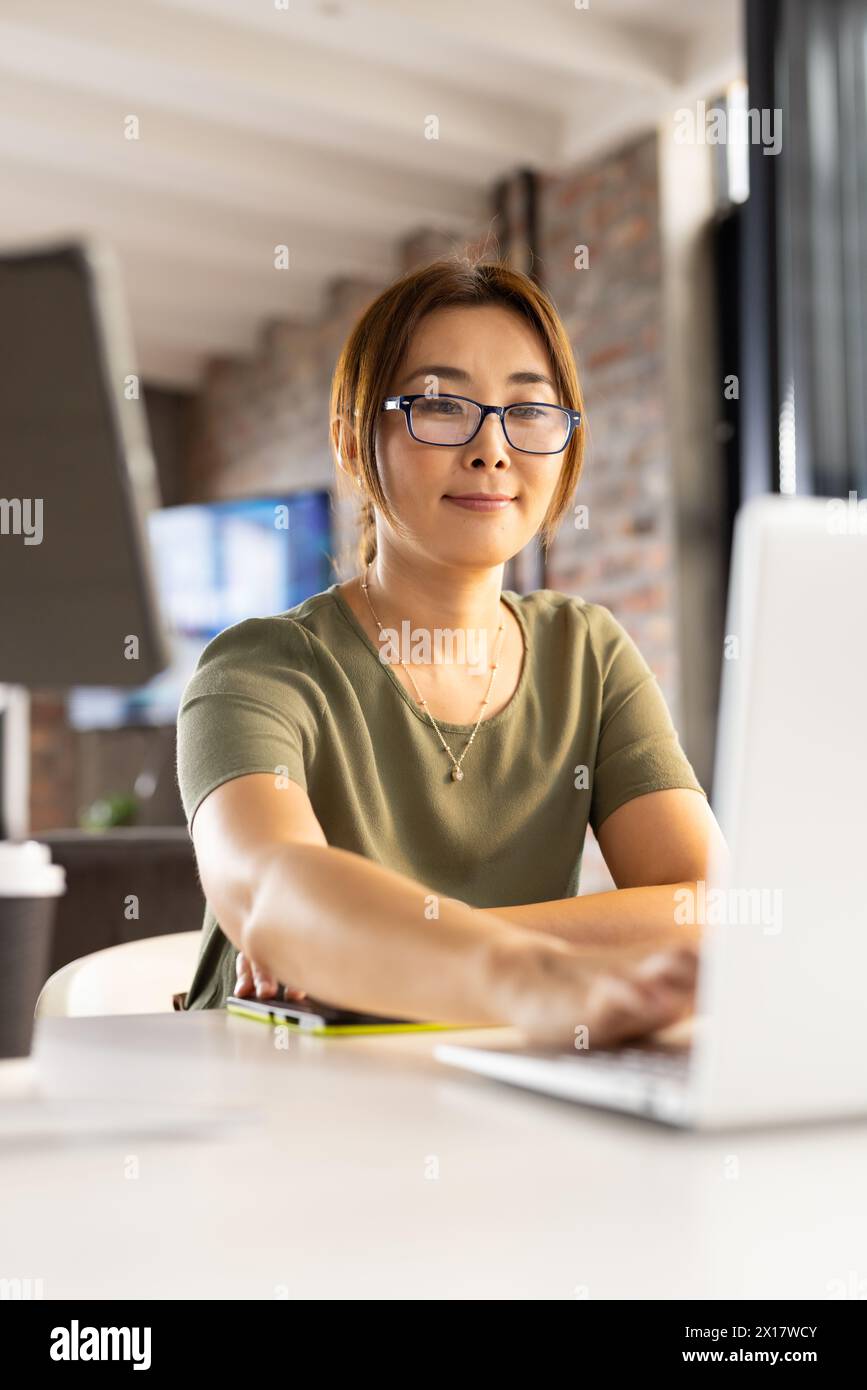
0, 0, 742, 390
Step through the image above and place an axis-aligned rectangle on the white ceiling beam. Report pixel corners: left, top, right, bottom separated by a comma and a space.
675, 6, 744, 102
359, 0, 683, 92
0, 72, 488, 239
129, 302, 261, 358
160, 0, 682, 104
118, 256, 329, 328
0, 159, 400, 284
136, 341, 205, 390
0, 217, 331, 330
558, 4, 743, 168
559, 86, 672, 170
0, 0, 557, 177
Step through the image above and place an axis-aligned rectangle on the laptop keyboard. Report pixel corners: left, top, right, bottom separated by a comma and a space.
524, 1043, 692, 1080
436, 1039, 695, 1122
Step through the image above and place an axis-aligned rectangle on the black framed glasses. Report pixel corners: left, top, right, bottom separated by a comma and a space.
382, 394, 582, 455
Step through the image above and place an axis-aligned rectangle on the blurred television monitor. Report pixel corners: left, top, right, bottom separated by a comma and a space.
68, 490, 333, 730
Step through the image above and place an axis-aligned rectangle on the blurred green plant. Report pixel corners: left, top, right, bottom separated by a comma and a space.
80, 793, 139, 830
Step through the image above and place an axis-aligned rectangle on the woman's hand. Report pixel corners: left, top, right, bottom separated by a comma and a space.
490, 937, 699, 1049
234, 951, 307, 1002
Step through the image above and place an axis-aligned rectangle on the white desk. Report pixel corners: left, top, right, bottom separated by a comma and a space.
2, 1011, 865, 1300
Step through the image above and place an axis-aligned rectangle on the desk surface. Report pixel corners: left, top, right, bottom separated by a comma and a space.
2, 1010, 865, 1300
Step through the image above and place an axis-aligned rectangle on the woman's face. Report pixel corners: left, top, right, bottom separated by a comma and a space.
373, 304, 567, 570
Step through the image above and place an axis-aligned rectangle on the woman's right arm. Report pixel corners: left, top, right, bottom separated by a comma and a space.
191, 772, 698, 1047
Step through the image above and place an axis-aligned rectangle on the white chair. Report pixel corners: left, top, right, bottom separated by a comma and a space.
35, 931, 202, 1018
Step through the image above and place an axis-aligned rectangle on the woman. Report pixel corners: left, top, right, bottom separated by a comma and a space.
177, 257, 727, 1046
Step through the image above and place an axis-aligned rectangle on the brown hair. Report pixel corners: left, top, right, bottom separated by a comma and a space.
329, 254, 585, 569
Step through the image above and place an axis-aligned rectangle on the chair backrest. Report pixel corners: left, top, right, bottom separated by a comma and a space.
36, 930, 202, 1018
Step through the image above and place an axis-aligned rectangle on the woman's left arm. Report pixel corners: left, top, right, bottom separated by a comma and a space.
475, 788, 729, 952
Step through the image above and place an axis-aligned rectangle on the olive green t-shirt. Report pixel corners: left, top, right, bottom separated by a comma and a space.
175, 584, 705, 1010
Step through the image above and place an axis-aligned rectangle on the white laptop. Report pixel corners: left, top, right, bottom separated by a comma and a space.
435, 494, 867, 1129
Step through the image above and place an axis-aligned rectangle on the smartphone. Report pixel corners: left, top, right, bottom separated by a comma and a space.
225, 991, 481, 1036
223, 989, 477, 1034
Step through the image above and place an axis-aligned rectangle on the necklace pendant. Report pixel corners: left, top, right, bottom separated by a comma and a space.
451, 765, 464, 782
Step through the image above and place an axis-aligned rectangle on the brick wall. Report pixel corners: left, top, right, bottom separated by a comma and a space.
540, 134, 679, 710
537, 135, 678, 889
28, 693, 78, 833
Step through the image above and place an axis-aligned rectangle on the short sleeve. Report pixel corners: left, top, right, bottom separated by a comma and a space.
584, 603, 706, 835
175, 617, 324, 833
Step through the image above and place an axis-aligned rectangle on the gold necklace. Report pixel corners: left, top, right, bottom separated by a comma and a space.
360, 563, 506, 783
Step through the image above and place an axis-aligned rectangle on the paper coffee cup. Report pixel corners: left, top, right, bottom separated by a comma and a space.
0, 840, 66, 1058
